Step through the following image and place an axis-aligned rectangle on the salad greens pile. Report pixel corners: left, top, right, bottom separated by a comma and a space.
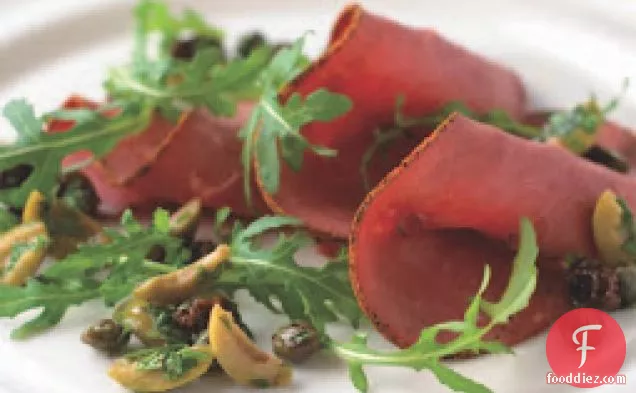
0, 209, 183, 339
0, 0, 351, 212
0, 204, 540, 393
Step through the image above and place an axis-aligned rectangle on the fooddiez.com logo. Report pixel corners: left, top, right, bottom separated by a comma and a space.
545, 308, 627, 388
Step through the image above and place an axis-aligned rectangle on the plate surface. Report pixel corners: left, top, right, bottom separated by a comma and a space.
0, 0, 635, 392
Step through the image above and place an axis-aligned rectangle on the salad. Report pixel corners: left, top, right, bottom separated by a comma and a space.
0, 1, 635, 392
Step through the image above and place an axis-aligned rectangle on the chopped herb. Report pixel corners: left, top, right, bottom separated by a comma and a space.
543, 80, 629, 153
148, 305, 192, 344
250, 378, 272, 388
4, 235, 49, 274
332, 217, 538, 393
127, 344, 209, 380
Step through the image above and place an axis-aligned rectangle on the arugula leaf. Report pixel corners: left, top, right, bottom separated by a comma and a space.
0, 99, 152, 208
218, 214, 362, 335
0, 279, 100, 339
0, 209, 185, 338
107, 0, 269, 122
359, 98, 541, 190
391, 98, 542, 139
126, 344, 210, 380
332, 217, 539, 393
239, 37, 352, 205
134, 0, 223, 46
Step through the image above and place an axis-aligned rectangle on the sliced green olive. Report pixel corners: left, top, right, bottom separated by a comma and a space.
209, 304, 292, 387
108, 344, 214, 392
133, 244, 230, 306
20, 190, 105, 259
22, 190, 46, 223
0, 221, 49, 286
168, 199, 202, 240
44, 199, 105, 258
113, 298, 166, 347
592, 190, 635, 266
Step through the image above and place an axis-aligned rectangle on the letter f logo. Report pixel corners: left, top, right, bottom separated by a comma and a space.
572, 324, 603, 368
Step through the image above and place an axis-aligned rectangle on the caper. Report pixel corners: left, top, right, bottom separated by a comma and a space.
236, 31, 267, 58
566, 257, 621, 311
272, 321, 322, 363
618, 266, 636, 307
57, 172, 100, 217
80, 319, 130, 353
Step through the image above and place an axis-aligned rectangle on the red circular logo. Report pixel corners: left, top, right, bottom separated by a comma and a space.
546, 308, 626, 388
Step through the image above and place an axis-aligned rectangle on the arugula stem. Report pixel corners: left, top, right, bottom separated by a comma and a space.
330, 320, 497, 367
110, 68, 218, 100
0, 287, 100, 313
142, 260, 178, 274
0, 107, 152, 161
228, 254, 359, 312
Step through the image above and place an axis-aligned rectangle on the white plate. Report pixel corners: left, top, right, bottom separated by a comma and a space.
0, 0, 635, 392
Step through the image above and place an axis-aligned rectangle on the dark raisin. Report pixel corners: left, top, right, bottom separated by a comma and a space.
80, 319, 130, 353
567, 258, 621, 311
57, 172, 100, 216
172, 36, 225, 61
172, 297, 217, 334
